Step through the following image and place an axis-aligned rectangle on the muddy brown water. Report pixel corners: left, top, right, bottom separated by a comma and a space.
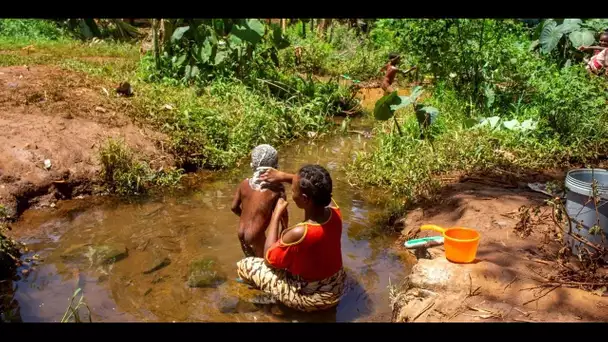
5, 120, 409, 322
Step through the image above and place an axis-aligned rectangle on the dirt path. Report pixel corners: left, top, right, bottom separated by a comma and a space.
0, 65, 173, 217
391, 181, 608, 322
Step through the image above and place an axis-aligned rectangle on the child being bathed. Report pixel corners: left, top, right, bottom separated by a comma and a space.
231, 144, 288, 258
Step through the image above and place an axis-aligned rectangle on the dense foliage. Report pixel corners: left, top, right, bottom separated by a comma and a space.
1, 18, 607, 206
346, 18, 608, 204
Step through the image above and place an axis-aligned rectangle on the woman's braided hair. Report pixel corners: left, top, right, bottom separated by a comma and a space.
297, 164, 333, 207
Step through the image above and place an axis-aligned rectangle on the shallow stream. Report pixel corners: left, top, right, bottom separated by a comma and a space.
5, 119, 411, 322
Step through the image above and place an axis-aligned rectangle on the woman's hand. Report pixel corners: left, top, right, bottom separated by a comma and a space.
579, 46, 588, 51
273, 198, 289, 220
260, 168, 285, 184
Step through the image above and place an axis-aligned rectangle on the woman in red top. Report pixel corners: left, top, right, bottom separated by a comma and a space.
236, 164, 346, 312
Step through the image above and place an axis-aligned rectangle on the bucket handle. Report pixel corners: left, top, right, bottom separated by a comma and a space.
420, 225, 446, 234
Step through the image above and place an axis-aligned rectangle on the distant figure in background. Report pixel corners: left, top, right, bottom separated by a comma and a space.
231, 145, 288, 258
380, 53, 417, 93
580, 31, 608, 76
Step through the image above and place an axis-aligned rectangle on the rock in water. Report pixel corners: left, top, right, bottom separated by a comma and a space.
60, 243, 93, 263
218, 298, 261, 314
61, 243, 128, 266
187, 258, 227, 288
91, 244, 128, 265
143, 249, 171, 274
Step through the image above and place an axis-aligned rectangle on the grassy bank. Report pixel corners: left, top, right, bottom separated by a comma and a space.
343, 19, 608, 215
0, 19, 359, 195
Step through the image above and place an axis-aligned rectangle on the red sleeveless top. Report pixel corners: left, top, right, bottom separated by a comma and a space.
265, 203, 343, 282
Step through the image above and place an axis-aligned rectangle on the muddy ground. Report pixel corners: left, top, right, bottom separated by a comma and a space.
391, 181, 608, 322
0, 65, 173, 217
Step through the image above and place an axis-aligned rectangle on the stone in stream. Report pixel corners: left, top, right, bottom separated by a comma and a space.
186, 257, 227, 288
60, 243, 128, 266
219, 297, 261, 314
90, 244, 129, 265
142, 249, 171, 274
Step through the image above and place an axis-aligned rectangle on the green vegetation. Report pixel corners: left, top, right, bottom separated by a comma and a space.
0, 19, 359, 189
0, 206, 22, 280
2, 18, 608, 211
61, 288, 92, 323
99, 139, 183, 196
345, 18, 608, 210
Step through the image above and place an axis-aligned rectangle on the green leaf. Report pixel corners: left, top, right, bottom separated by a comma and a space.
409, 86, 424, 103
558, 19, 582, 34
175, 53, 187, 67
479, 116, 501, 129
374, 91, 400, 121
569, 30, 595, 49
184, 65, 191, 80
272, 25, 290, 50
214, 50, 227, 65
520, 119, 538, 131
463, 118, 479, 129
199, 40, 213, 63
190, 65, 200, 78
540, 20, 563, 54
229, 34, 243, 47
231, 19, 265, 45
484, 85, 495, 108
171, 26, 190, 43
390, 95, 412, 111
415, 106, 439, 126
502, 119, 521, 131
529, 39, 540, 51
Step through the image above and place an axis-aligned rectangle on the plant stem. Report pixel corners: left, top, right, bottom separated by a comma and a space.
393, 116, 403, 136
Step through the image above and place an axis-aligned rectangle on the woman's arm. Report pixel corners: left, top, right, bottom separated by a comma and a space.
259, 168, 295, 184
264, 198, 289, 257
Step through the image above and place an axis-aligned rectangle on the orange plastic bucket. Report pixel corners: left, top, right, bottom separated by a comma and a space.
421, 225, 480, 263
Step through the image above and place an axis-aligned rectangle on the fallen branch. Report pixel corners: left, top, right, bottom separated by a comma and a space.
503, 276, 518, 292
411, 300, 435, 322
522, 284, 560, 306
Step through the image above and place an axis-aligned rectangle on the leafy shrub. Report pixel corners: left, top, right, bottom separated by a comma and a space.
0, 19, 66, 41
99, 139, 183, 196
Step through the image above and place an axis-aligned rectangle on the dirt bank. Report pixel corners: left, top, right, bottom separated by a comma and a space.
390, 182, 608, 322
0, 65, 173, 218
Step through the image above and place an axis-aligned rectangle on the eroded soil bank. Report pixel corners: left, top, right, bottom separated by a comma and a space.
390, 182, 608, 322
0, 65, 174, 217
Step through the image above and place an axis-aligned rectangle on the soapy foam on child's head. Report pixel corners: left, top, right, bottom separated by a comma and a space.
249, 144, 280, 191
251, 144, 279, 170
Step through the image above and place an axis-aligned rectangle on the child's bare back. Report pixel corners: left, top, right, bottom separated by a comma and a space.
231, 145, 288, 258
233, 180, 285, 257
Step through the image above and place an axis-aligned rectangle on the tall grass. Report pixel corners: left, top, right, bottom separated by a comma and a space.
99, 139, 183, 196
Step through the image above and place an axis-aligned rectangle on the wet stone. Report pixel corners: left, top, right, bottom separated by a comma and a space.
143, 249, 171, 275
187, 257, 227, 288
218, 298, 261, 314
60, 243, 128, 266
91, 244, 128, 265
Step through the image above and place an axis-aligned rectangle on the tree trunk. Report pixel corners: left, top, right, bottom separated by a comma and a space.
281, 19, 286, 31
310, 19, 314, 33
152, 19, 160, 70
301, 19, 306, 38
160, 19, 174, 47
